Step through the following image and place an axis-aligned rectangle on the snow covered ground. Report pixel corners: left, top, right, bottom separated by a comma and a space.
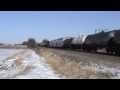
77, 61, 120, 79
0, 49, 23, 61
0, 49, 61, 79
0, 49, 120, 79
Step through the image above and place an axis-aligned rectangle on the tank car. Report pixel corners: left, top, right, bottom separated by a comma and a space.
52, 40, 57, 48
83, 30, 115, 52
40, 39, 49, 47
49, 41, 53, 48
113, 30, 120, 55
62, 37, 74, 49
49, 40, 57, 48
55, 37, 73, 49
49, 37, 73, 49
71, 35, 87, 50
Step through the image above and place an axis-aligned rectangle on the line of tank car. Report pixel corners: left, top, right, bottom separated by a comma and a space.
39, 29, 120, 55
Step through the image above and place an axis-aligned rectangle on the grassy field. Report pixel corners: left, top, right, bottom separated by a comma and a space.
34, 47, 114, 79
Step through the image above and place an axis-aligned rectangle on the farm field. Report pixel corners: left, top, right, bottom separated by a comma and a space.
0, 49, 61, 79
34, 47, 120, 79
0, 47, 120, 79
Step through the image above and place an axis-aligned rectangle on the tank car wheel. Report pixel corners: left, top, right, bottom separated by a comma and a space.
107, 51, 109, 54
115, 50, 119, 56
106, 48, 110, 54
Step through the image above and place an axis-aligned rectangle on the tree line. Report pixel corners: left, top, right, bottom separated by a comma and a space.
22, 38, 48, 48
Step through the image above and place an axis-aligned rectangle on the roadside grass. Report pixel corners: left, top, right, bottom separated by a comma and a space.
0, 49, 30, 79
34, 48, 114, 79
1, 50, 28, 70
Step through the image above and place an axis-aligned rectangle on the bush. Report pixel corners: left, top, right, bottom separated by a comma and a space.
27, 38, 36, 48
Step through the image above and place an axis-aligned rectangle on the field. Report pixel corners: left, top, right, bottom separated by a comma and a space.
0, 48, 60, 79
0, 49, 23, 61
1, 45, 120, 79
0, 45, 27, 49
33, 47, 120, 79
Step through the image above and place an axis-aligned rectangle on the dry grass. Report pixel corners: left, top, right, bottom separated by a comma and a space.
4, 49, 29, 61
0, 65, 9, 70
0, 59, 24, 70
18, 64, 36, 75
1, 49, 28, 70
1, 49, 33, 79
11, 57, 23, 67
34, 48, 114, 79
11, 64, 36, 79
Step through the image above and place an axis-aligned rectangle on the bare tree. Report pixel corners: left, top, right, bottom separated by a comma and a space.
27, 38, 36, 48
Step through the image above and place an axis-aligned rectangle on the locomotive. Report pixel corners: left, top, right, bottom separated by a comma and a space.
40, 29, 120, 55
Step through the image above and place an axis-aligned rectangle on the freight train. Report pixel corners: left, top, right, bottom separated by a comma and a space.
39, 29, 120, 55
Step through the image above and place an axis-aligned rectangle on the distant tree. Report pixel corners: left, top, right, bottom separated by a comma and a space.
27, 38, 36, 48
22, 41, 28, 46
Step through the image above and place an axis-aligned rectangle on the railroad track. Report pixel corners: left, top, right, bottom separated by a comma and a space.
43, 47, 120, 57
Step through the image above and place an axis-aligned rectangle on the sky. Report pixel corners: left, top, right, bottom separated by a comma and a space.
0, 11, 120, 44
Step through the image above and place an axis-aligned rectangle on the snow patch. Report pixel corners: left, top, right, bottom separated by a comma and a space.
0, 49, 23, 61
79, 61, 120, 79
0, 50, 61, 79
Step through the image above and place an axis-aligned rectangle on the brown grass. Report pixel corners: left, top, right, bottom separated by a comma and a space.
0, 66, 9, 70
11, 57, 23, 67
11, 64, 36, 79
34, 48, 114, 79
4, 49, 29, 61
1, 49, 28, 71
1, 49, 33, 79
